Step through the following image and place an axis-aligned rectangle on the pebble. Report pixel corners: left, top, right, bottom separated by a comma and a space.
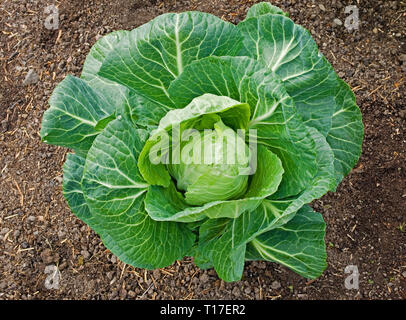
318, 4, 326, 11
333, 18, 343, 26
81, 250, 90, 259
0, 281, 7, 290
119, 288, 127, 299
232, 286, 240, 297
40, 249, 54, 264
1, 120, 8, 133
23, 69, 39, 85
57, 61, 66, 71
271, 281, 281, 290
199, 273, 209, 283
152, 269, 160, 279
59, 261, 68, 270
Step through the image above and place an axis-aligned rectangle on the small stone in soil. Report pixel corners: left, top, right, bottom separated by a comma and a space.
1, 120, 8, 133
271, 281, 281, 290
40, 249, 54, 264
81, 250, 90, 259
23, 69, 39, 86
232, 286, 240, 296
152, 269, 160, 279
199, 273, 209, 283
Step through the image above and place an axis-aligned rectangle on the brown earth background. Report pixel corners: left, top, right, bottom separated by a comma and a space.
0, 0, 405, 300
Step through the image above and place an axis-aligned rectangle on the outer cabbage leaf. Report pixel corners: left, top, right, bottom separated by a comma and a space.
80, 117, 195, 268
63, 153, 102, 233
40, 75, 115, 155
327, 79, 364, 184
238, 11, 363, 184
195, 126, 334, 281
265, 126, 336, 227
63, 153, 138, 264
82, 119, 149, 215
81, 30, 169, 129
98, 12, 243, 108
246, 205, 327, 279
81, 31, 132, 113
238, 13, 337, 136
82, 31, 129, 79
246, 2, 289, 18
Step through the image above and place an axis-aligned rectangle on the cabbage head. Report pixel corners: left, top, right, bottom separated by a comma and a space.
41, 2, 363, 281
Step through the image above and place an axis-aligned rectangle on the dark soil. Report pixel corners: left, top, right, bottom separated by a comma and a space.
0, 0, 405, 300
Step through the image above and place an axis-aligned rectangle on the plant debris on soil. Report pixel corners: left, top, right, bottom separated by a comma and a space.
0, 0, 405, 300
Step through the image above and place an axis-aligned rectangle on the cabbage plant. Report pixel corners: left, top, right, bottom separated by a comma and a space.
41, 3, 363, 282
